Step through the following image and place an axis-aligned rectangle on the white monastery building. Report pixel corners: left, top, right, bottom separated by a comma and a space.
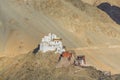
39, 33, 65, 54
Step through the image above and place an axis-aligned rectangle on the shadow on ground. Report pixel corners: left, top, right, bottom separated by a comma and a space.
97, 2, 120, 24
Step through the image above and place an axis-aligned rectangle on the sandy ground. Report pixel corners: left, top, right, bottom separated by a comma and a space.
0, 0, 120, 75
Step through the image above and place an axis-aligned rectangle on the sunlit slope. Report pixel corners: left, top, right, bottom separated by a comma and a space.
28, 0, 120, 40
0, 0, 82, 56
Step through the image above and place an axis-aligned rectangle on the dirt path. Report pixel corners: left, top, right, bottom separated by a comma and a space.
69, 45, 120, 51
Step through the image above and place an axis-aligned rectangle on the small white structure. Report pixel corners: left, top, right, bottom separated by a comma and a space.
74, 55, 86, 66
39, 33, 65, 54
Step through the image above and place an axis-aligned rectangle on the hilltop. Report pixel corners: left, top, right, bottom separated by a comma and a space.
0, 52, 118, 80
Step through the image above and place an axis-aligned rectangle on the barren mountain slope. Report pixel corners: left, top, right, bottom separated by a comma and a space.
0, 0, 120, 74
0, 0, 82, 56
27, 0, 120, 42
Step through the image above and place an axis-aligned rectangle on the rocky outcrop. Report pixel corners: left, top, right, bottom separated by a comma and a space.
0, 52, 118, 80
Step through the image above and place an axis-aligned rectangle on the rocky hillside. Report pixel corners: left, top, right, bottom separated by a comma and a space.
0, 52, 119, 80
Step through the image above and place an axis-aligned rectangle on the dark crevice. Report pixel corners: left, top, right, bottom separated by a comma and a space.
97, 2, 120, 24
